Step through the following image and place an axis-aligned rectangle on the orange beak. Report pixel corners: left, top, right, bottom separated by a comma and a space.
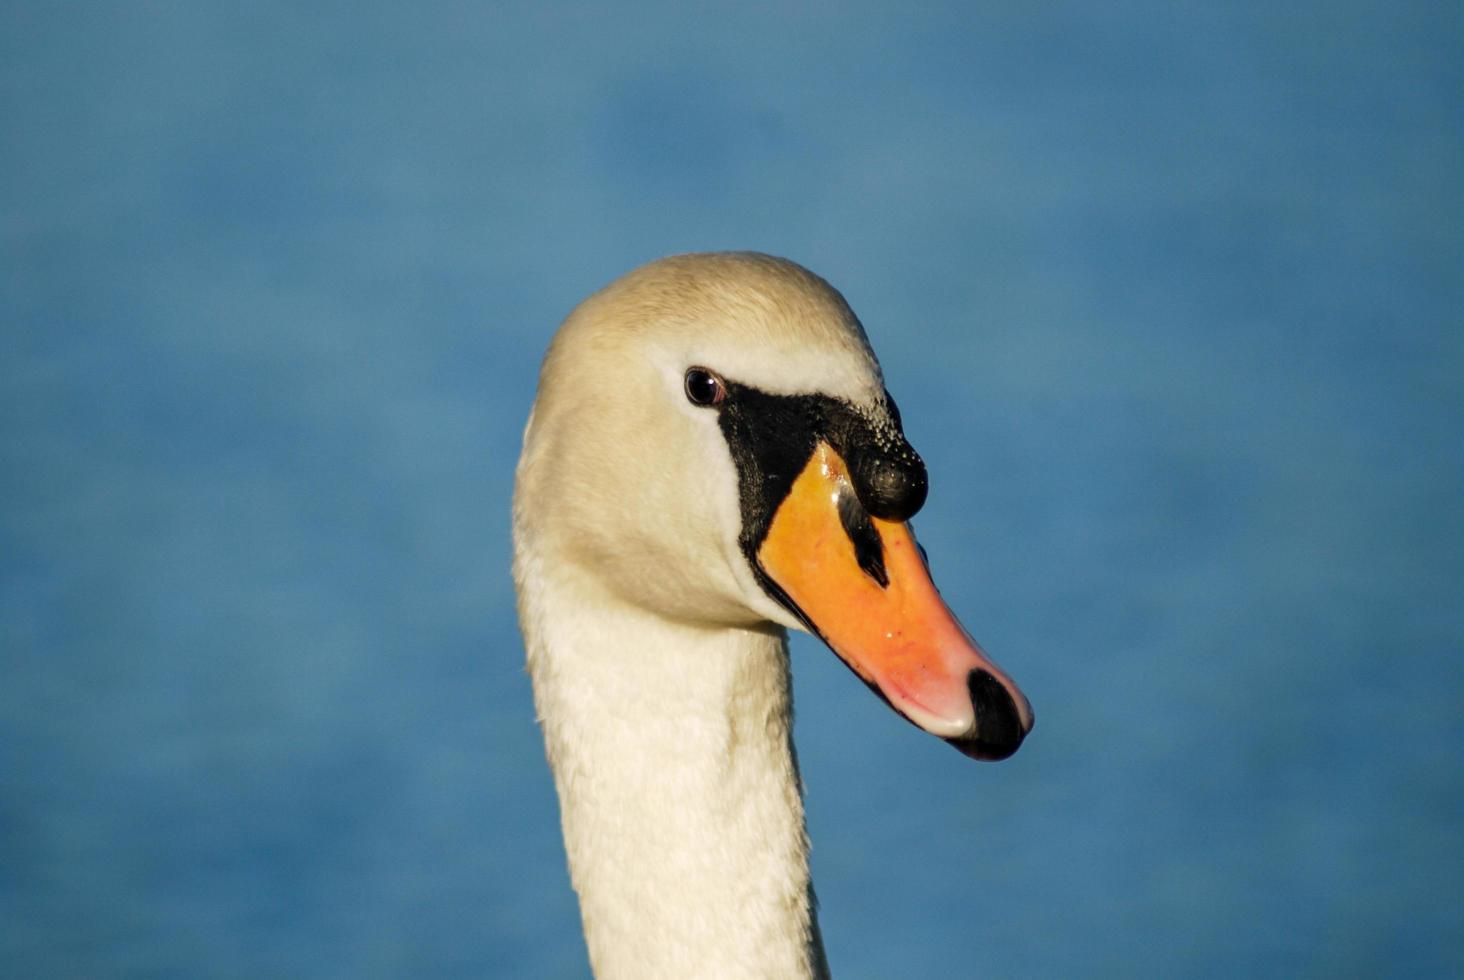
757, 443, 1033, 759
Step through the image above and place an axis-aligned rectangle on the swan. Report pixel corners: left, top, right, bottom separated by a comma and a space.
513, 252, 1033, 978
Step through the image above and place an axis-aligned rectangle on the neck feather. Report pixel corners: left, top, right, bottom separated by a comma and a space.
519, 564, 829, 979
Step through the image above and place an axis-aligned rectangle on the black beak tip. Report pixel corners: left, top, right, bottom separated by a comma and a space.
944, 669, 1031, 762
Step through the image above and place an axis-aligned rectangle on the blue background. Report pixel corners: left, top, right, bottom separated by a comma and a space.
3, 2, 1461, 977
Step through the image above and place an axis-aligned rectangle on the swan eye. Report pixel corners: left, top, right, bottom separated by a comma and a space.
684, 367, 726, 407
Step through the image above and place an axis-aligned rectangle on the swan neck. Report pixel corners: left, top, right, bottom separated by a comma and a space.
523, 573, 828, 979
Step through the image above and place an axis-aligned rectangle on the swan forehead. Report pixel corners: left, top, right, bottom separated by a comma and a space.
581, 252, 886, 407
663, 335, 881, 405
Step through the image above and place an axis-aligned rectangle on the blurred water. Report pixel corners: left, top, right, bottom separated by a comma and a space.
3, 2, 1461, 977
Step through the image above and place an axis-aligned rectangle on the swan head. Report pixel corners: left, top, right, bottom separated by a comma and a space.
515, 252, 1032, 760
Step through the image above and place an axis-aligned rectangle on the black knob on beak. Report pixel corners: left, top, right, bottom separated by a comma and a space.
849, 442, 927, 521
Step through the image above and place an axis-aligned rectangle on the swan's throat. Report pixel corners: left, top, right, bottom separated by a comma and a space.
522, 574, 829, 979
